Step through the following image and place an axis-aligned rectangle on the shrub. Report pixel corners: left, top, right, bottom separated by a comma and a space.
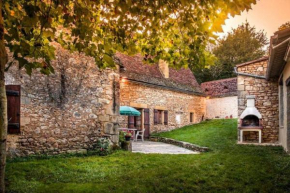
91, 138, 111, 156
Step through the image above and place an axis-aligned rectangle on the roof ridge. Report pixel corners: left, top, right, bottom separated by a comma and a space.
236, 56, 269, 67
201, 77, 237, 84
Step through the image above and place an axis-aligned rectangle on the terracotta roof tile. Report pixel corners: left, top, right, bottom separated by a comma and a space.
201, 77, 237, 97
115, 53, 202, 93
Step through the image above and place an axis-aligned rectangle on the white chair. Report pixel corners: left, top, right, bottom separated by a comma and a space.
135, 129, 145, 142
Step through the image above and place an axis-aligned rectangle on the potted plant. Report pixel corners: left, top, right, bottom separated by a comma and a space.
125, 132, 132, 141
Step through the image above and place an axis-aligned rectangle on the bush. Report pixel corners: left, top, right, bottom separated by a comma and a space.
119, 131, 126, 145
91, 138, 111, 156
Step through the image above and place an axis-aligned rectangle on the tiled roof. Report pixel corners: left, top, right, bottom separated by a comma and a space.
201, 77, 237, 97
115, 53, 202, 94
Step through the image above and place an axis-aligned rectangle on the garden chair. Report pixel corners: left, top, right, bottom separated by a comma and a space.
135, 129, 145, 142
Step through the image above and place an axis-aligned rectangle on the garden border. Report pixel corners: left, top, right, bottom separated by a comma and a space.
149, 136, 209, 152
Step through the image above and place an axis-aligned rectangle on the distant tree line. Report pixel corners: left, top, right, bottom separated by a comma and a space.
194, 21, 290, 84
193, 21, 268, 83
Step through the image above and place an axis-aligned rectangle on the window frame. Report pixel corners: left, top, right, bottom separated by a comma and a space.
190, 112, 194, 123
154, 109, 168, 125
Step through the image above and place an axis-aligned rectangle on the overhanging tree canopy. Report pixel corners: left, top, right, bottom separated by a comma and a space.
3, 0, 257, 73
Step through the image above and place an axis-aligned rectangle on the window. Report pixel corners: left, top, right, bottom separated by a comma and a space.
6, 85, 21, 134
164, 111, 168, 125
158, 110, 162, 123
154, 109, 168, 125
190, 112, 194, 123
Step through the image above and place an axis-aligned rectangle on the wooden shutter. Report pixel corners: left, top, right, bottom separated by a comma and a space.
128, 116, 135, 128
154, 109, 158, 125
6, 85, 21, 134
144, 108, 150, 138
164, 110, 168, 125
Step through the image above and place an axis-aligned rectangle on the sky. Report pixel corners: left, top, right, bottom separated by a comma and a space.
217, 0, 290, 40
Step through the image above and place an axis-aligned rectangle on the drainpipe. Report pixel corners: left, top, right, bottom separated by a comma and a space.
234, 67, 266, 79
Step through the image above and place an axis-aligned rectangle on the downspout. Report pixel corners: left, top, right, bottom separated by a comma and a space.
234, 67, 266, 79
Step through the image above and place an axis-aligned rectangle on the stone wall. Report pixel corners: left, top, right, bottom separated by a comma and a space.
5, 47, 120, 156
119, 81, 206, 133
150, 136, 209, 152
237, 60, 279, 143
205, 96, 238, 119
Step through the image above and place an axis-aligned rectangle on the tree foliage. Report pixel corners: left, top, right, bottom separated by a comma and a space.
278, 21, 290, 31
3, 0, 257, 74
194, 21, 268, 83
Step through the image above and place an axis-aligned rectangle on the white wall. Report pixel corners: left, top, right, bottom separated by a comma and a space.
205, 96, 238, 119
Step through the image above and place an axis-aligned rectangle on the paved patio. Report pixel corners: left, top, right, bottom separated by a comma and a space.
132, 141, 199, 154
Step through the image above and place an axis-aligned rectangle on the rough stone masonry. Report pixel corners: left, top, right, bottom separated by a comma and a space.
236, 58, 279, 143
5, 46, 120, 156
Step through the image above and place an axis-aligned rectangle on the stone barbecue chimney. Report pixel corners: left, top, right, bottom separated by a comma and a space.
158, 59, 169, 78
238, 95, 263, 144
240, 95, 262, 119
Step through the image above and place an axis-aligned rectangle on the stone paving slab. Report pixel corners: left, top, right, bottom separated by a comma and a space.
132, 141, 200, 154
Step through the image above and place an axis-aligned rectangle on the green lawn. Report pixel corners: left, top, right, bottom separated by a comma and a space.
6, 119, 290, 193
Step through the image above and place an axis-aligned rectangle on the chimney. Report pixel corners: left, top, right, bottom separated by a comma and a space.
158, 59, 169, 78
240, 95, 262, 119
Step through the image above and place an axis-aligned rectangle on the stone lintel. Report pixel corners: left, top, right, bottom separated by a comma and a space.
129, 102, 148, 109
154, 106, 167, 110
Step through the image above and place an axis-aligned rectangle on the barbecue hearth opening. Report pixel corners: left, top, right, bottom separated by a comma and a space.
242, 115, 260, 127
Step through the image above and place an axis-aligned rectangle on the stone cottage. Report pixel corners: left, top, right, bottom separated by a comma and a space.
201, 78, 238, 119
116, 53, 206, 137
6, 46, 120, 156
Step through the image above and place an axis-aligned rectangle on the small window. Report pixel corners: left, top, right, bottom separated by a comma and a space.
224, 86, 228, 89
205, 88, 209, 92
154, 109, 167, 125
190, 112, 194, 123
6, 85, 21, 134
164, 111, 168, 125
158, 110, 162, 123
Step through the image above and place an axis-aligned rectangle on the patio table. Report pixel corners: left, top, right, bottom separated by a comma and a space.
118, 128, 138, 141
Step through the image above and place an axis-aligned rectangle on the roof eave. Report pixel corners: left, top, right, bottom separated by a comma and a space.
266, 38, 290, 80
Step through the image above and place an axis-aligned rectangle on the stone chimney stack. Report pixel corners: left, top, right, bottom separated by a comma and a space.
158, 59, 169, 78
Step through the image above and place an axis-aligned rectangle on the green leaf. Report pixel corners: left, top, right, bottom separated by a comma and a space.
103, 54, 115, 66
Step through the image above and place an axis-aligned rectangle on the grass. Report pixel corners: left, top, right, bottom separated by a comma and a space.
6, 119, 290, 193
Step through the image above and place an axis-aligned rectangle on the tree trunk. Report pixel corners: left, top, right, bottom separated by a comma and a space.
0, 0, 8, 192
